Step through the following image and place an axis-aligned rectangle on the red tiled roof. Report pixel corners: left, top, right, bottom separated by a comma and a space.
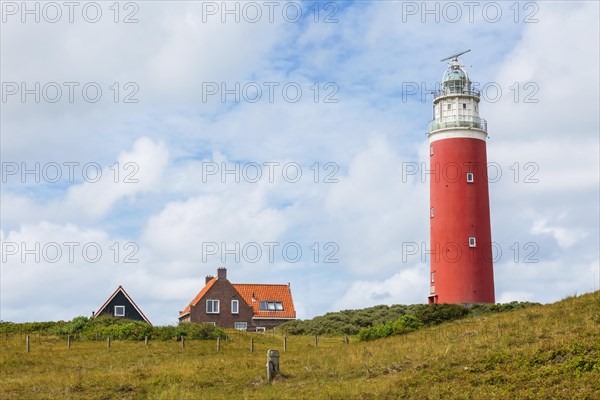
180, 278, 296, 319
95, 285, 152, 325
180, 278, 217, 316
232, 283, 296, 319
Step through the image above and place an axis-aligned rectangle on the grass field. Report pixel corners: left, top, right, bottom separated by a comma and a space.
1, 291, 599, 399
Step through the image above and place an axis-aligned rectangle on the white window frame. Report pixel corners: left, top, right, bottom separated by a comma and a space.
467, 172, 474, 183
234, 322, 247, 331
114, 305, 125, 317
256, 327, 266, 332
469, 237, 476, 247
231, 299, 239, 314
206, 299, 220, 314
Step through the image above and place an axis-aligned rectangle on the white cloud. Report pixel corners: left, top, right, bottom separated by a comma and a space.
333, 267, 428, 310
1, 2, 599, 324
497, 291, 534, 304
531, 217, 588, 248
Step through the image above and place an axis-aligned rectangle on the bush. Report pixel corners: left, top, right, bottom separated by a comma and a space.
0, 316, 225, 341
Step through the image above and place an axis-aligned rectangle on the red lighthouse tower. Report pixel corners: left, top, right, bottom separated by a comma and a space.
427, 50, 495, 304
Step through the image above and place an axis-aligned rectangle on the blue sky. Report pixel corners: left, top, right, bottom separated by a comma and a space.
1, 1, 599, 325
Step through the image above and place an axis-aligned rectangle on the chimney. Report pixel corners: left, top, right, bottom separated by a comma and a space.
91, 311, 95, 318
217, 267, 227, 280
205, 275, 214, 285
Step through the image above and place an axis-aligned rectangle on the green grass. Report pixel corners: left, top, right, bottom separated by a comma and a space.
1, 291, 599, 399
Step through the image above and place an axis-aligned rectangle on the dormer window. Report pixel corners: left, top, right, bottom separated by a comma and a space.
259, 301, 284, 311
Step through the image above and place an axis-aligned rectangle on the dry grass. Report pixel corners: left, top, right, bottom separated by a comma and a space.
1, 291, 599, 399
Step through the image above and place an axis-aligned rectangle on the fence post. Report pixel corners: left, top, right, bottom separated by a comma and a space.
145, 336, 148, 347
107, 337, 111, 349
314, 335, 318, 347
26, 336, 30, 353
250, 338, 254, 353
344, 335, 349, 344
67, 335, 71, 350
181, 336, 185, 349
217, 337, 221, 351
266, 349, 280, 382
283, 336, 287, 352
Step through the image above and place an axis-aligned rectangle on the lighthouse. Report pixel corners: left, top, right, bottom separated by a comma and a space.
427, 50, 495, 304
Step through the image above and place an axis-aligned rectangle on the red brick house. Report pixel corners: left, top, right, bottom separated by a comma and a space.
179, 267, 296, 331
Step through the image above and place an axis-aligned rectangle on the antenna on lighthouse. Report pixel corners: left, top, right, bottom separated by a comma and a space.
440, 49, 471, 62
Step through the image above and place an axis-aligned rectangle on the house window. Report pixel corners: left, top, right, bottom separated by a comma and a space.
114, 305, 125, 317
234, 322, 247, 331
206, 300, 220, 314
203, 322, 216, 326
231, 300, 239, 314
467, 172, 474, 183
259, 301, 284, 311
469, 237, 476, 247
431, 272, 435, 283
256, 327, 266, 332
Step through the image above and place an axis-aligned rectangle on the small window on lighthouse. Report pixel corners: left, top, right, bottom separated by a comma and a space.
431, 272, 435, 283
430, 145, 434, 156
469, 237, 476, 247
447, 104, 451, 110
430, 207, 434, 218
467, 172, 474, 183
463, 103, 467, 109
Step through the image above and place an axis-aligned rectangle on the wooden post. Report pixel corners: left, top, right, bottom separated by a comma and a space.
217, 337, 221, 351
344, 335, 349, 344
250, 338, 254, 353
107, 337, 111, 349
314, 335, 318, 347
181, 336, 185, 349
67, 335, 71, 350
26, 336, 30, 353
145, 336, 148, 346
283, 336, 287, 352
266, 349, 280, 382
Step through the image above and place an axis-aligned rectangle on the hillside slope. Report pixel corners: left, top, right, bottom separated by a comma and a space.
1, 292, 598, 399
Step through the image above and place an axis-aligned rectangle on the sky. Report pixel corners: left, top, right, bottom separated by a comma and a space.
1, 1, 599, 325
